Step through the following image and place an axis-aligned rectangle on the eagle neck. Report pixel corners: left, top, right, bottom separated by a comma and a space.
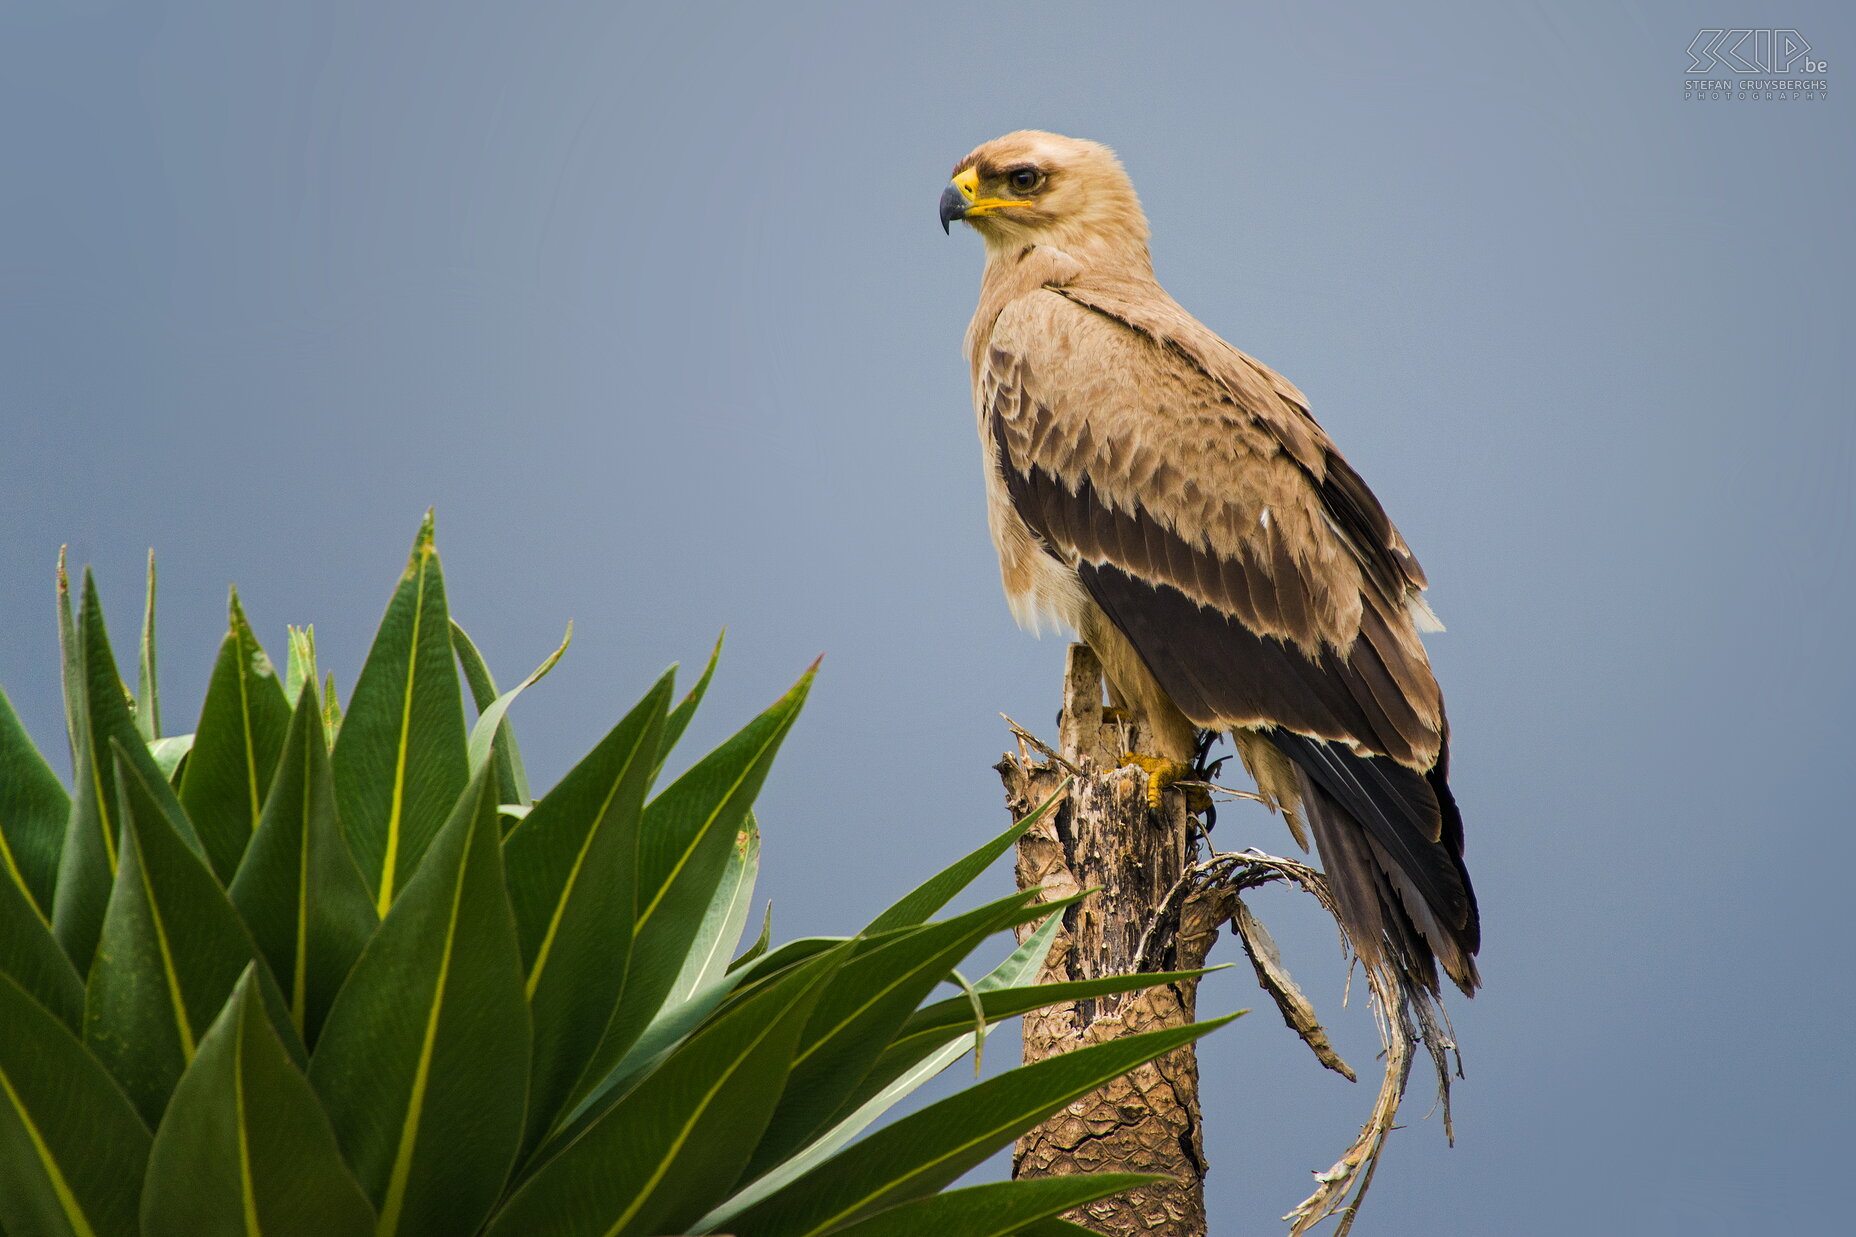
964, 242, 1150, 382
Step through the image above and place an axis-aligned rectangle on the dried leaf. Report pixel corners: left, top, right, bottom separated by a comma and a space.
1229, 896, 1353, 1081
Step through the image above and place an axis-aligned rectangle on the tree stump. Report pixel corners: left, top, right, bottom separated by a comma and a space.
998, 643, 1226, 1237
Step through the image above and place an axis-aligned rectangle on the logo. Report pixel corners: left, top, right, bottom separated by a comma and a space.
1684, 29, 1829, 101
1686, 30, 1822, 73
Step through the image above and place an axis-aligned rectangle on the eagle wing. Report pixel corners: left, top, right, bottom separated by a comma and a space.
984, 282, 1443, 765
982, 281, 1479, 991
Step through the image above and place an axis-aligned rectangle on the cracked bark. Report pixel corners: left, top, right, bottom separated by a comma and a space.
1000, 644, 1227, 1237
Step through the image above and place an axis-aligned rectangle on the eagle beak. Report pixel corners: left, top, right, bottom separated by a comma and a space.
940, 166, 981, 233
938, 184, 969, 234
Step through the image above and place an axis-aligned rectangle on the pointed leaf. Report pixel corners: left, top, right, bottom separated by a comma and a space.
308, 766, 529, 1237
84, 743, 302, 1126
140, 968, 375, 1237
697, 914, 1068, 1232
230, 682, 378, 1046
653, 630, 722, 777
726, 1015, 1238, 1237
146, 735, 193, 784
584, 667, 813, 1099
0, 683, 69, 920
824, 1176, 1161, 1237
179, 589, 292, 882
0, 972, 150, 1237
321, 671, 343, 744
724, 936, 850, 995
745, 891, 1069, 1178
450, 620, 498, 711
986, 910, 1065, 992
284, 625, 317, 709
665, 811, 760, 1007
863, 787, 1062, 934
891, 966, 1217, 1074
0, 865, 83, 1033
460, 620, 560, 776
450, 620, 517, 807
555, 969, 730, 1140
56, 546, 80, 770
332, 513, 468, 916
834, 964, 1226, 1140
454, 620, 568, 806
735, 900, 774, 971
135, 549, 160, 741
489, 944, 847, 1237
503, 674, 669, 1148
53, 571, 201, 973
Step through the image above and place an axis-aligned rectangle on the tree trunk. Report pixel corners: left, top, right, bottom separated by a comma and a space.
999, 644, 1224, 1237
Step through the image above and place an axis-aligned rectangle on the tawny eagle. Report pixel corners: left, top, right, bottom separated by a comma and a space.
940, 131, 1479, 995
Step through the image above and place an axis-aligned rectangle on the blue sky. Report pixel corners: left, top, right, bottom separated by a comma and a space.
2, 2, 1851, 1231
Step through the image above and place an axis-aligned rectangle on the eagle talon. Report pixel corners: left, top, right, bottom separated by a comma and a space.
1120, 752, 1210, 812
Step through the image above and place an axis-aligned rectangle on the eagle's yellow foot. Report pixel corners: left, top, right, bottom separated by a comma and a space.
1120, 753, 1212, 813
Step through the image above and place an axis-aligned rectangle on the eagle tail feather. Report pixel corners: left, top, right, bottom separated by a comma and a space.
1271, 732, 1481, 997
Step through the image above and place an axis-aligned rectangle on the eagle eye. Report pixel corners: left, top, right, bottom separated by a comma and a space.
1008, 167, 1042, 193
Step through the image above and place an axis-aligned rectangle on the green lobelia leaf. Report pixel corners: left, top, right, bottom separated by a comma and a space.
653, 630, 722, 779
887, 965, 1219, 1075
488, 942, 849, 1237
449, 620, 496, 710
307, 765, 529, 1237
821, 1176, 1161, 1237
554, 967, 728, 1144
724, 1014, 1239, 1237
846, 964, 1222, 1133
728, 935, 850, 986
135, 549, 160, 742
331, 512, 469, 917
53, 571, 203, 975
569, 666, 813, 1117
742, 891, 1075, 1181
178, 588, 292, 883
56, 547, 81, 770
543, 818, 762, 1156
0, 712, 81, 1029
0, 683, 69, 922
453, 619, 570, 809
696, 916, 1071, 1231
0, 863, 84, 1035
146, 735, 193, 785
0, 971, 151, 1237
984, 908, 1065, 992
502, 673, 669, 1151
700, 916, 1067, 1230
284, 625, 317, 711
463, 625, 569, 780
85, 743, 302, 1127
139, 968, 375, 1237
862, 786, 1064, 935
734, 899, 775, 972
663, 811, 760, 1009
230, 682, 378, 1047
321, 671, 343, 746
